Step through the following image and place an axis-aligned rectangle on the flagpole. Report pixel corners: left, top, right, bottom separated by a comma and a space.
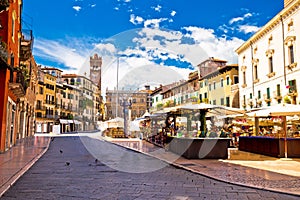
116, 56, 119, 118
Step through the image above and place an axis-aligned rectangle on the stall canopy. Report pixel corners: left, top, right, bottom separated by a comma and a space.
246, 104, 300, 117
106, 117, 124, 128
59, 119, 69, 124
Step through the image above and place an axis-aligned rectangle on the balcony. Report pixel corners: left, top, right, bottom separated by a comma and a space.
8, 69, 28, 98
288, 87, 297, 97
44, 100, 55, 105
253, 78, 260, 84
20, 30, 34, 61
0, 0, 10, 12
263, 94, 272, 103
35, 105, 46, 111
0, 41, 8, 66
286, 62, 297, 71
247, 99, 254, 107
273, 91, 282, 100
267, 72, 276, 78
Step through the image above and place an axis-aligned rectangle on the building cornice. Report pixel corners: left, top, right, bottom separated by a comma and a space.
236, 0, 300, 54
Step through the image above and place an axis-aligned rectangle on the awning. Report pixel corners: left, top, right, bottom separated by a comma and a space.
59, 119, 69, 124
68, 120, 74, 123
73, 120, 82, 124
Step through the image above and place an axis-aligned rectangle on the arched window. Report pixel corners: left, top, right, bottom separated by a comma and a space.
76, 78, 81, 85
64, 79, 69, 84
70, 78, 75, 85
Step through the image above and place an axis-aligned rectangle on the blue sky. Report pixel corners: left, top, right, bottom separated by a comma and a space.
22, 0, 284, 90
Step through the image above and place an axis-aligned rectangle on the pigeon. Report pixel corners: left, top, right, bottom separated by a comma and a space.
65, 162, 70, 166
60, 150, 63, 154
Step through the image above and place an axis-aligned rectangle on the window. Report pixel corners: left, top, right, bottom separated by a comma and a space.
213, 82, 216, 90
220, 78, 224, 87
39, 87, 43, 94
276, 84, 281, 96
204, 92, 207, 99
243, 72, 246, 85
258, 90, 261, 99
250, 93, 252, 99
226, 97, 230, 107
254, 65, 258, 80
269, 56, 274, 73
226, 76, 230, 85
70, 78, 75, 85
212, 100, 216, 105
267, 88, 270, 99
199, 94, 202, 102
11, 17, 15, 39
288, 45, 294, 64
200, 82, 203, 88
220, 98, 224, 105
233, 76, 239, 84
209, 84, 211, 91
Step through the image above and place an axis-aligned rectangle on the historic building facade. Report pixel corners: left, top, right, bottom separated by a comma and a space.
0, 0, 36, 152
236, 0, 300, 110
105, 88, 149, 120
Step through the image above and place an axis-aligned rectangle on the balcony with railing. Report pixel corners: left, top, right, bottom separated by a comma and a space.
44, 100, 56, 105
263, 94, 272, 103
8, 69, 28, 98
0, 41, 8, 66
273, 91, 282, 100
20, 30, 34, 61
35, 105, 46, 111
288, 86, 297, 97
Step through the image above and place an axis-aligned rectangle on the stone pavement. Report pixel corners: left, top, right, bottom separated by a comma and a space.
0, 136, 50, 197
102, 136, 300, 196
0, 132, 300, 199
1, 135, 299, 200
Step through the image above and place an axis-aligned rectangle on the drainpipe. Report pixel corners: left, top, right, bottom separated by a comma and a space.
280, 15, 287, 87
250, 41, 255, 107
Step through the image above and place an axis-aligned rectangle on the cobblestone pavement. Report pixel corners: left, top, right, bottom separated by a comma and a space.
1, 136, 299, 200
106, 137, 300, 196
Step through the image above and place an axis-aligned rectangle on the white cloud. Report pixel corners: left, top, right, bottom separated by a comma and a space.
72, 6, 81, 12
170, 10, 176, 17
229, 12, 253, 24
183, 26, 244, 63
144, 18, 168, 28
152, 5, 162, 12
238, 25, 260, 34
91, 4, 96, 8
129, 14, 144, 25
229, 17, 244, 24
34, 38, 91, 73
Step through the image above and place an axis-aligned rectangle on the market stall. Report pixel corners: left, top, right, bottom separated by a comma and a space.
240, 104, 300, 158
149, 103, 244, 159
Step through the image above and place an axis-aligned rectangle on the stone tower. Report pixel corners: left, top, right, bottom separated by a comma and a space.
90, 54, 102, 89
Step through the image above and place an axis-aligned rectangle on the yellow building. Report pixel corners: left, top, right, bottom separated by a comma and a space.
35, 68, 57, 133
204, 64, 239, 107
